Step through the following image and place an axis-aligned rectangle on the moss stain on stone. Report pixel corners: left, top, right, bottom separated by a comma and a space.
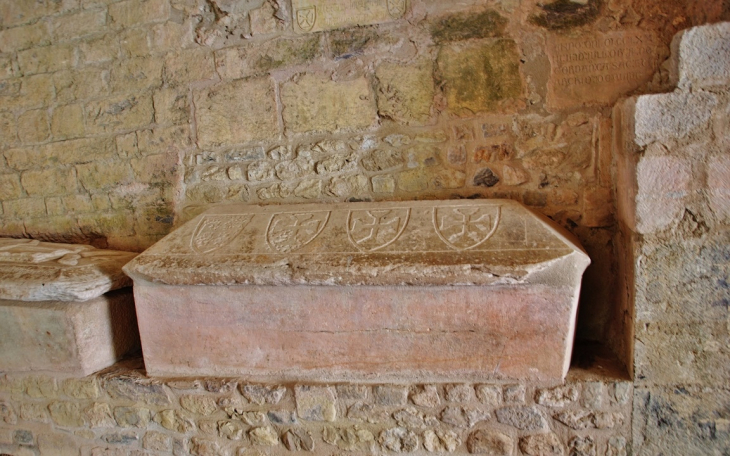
329, 27, 377, 58
254, 36, 321, 73
439, 40, 523, 114
530, 0, 602, 30
431, 9, 508, 43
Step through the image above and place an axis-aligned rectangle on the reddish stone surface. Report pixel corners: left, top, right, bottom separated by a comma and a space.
125, 200, 590, 381
135, 283, 574, 381
0, 240, 140, 376
546, 30, 663, 109
0, 291, 139, 376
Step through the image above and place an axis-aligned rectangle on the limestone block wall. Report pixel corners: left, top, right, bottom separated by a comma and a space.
0, 360, 632, 456
1, 2, 730, 454
615, 22, 730, 454
0, 0, 725, 348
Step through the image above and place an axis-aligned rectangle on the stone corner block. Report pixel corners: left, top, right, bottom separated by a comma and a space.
678, 22, 730, 90
633, 91, 717, 147
617, 146, 693, 235
627, 154, 692, 234
708, 154, 730, 223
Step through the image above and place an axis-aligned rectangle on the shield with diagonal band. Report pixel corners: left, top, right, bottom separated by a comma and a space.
296, 6, 317, 32
347, 208, 411, 252
266, 211, 330, 253
433, 205, 501, 251
191, 214, 253, 254
387, 0, 407, 18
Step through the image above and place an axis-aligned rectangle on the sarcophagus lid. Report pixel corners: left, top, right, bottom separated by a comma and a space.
124, 200, 590, 381
0, 239, 140, 376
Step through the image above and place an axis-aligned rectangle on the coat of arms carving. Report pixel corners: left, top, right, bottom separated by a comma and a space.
192, 215, 254, 254
347, 208, 411, 252
433, 205, 501, 250
387, 0, 407, 18
266, 211, 330, 253
295, 6, 317, 32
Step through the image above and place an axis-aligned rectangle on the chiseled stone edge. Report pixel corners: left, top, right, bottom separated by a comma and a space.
123, 200, 590, 287
0, 252, 137, 302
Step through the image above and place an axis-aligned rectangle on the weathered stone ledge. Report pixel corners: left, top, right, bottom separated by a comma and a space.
0, 240, 140, 377
0, 352, 631, 456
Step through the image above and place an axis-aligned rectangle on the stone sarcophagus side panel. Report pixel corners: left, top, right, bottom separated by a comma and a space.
0, 239, 140, 376
124, 200, 591, 382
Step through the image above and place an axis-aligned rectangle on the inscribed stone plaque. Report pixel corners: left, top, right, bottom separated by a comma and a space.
292, 0, 408, 33
547, 31, 662, 109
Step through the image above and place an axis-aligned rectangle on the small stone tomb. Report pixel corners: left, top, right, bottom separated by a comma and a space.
0, 239, 140, 376
124, 200, 590, 382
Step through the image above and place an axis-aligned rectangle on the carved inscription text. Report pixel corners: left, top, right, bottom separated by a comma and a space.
547, 31, 662, 108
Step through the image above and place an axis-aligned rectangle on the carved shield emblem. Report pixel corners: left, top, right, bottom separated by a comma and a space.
191, 214, 253, 254
347, 208, 411, 252
296, 6, 317, 32
433, 205, 501, 251
387, 0, 407, 18
266, 211, 330, 253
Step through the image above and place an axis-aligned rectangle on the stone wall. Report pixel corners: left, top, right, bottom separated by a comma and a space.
1, 2, 730, 455
616, 22, 730, 454
0, 358, 631, 456
1, 0, 726, 349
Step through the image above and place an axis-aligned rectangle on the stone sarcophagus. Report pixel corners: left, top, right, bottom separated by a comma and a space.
0, 239, 140, 376
124, 200, 590, 382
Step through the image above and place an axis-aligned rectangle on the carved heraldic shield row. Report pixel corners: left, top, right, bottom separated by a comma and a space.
191, 205, 501, 254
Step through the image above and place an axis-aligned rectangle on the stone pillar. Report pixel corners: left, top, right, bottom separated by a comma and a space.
615, 22, 730, 454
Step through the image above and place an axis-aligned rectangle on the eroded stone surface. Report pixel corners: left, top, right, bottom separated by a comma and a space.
125, 199, 586, 286
0, 239, 137, 302
125, 200, 589, 381
292, 0, 408, 33
0, 292, 139, 376
0, 239, 139, 376
547, 30, 663, 109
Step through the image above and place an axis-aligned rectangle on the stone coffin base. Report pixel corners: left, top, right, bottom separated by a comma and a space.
0, 290, 140, 377
134, 282, 577, 382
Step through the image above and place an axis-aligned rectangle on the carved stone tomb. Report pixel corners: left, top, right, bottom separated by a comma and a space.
124, 200, 590, 381
0, 239, 140, 376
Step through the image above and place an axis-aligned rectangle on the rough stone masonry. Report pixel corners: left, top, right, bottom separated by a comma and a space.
1, 0, 721, 363
0, 0, 729, 454
0, 358, 632, 456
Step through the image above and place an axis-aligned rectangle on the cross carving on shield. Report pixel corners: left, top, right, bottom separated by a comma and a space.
387, 0, 407, 18
347, 208, 411, 252
296, 7, 317, 32
433, 205, 501, 251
